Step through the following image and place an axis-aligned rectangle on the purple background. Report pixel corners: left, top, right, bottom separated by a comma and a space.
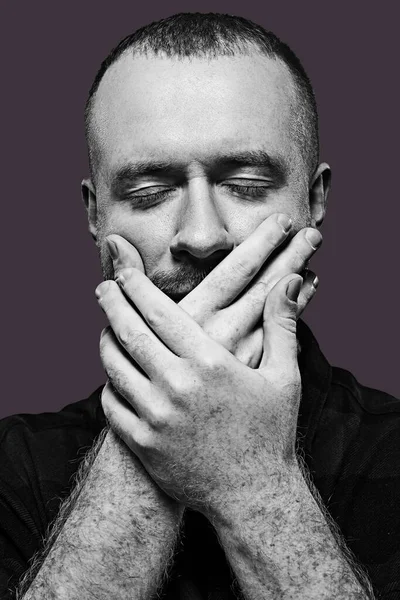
2, 1, 399, 418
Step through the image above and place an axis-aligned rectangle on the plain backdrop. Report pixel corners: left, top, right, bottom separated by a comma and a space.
1, 0, 399, 418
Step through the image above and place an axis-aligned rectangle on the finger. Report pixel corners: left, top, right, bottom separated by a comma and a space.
101, 381, 144, 452
96, 279, 179, 378
116, 268, 211, 359
234, 327, 264, 368
100, 327, 161, 418
297, 270, 319, 316
259, 273, 302, 372
221, 227, 322, 335
179, 213, 292, 323
266, 227, 322, 287
106, 234, 145, 277
231, 271, 318, 368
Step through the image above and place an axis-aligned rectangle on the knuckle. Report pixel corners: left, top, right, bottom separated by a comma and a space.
99, 335, 114, 366
99, 325, 113, 347
203, 320, 232, 348
145, 306, 166, 330
165, 368, 199, 399
118, 325, 133, 348
101, 391, 116, 425
118, 326, 148, 351
134, 427, 152, 450
248, 280, 269, 303
147, 403, 171, 430
169, 374, 194, 398
269, 225, 287, 246
105, 363, 128, 394
199, 348, 226, 373
275, 313, 297, 335
235, 258, 258, 280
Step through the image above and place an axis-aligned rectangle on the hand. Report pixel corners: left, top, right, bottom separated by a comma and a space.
97, 267, 303, 517
106, 213, 321, 367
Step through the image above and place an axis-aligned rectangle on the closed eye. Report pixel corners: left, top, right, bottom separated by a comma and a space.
220, 180, 272, 198
125, 187, 176, 207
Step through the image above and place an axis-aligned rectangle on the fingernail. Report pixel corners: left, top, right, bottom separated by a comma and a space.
286, 277, 302, 302
305, 229, 322, 249
106, 237, 119, 261
276, 214, 292, 233
312, 275, 319, 290
95, 280, 111, 299
115, 273, 126, 286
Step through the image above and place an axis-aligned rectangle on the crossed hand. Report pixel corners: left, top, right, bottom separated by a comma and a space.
96, 213, 322, 516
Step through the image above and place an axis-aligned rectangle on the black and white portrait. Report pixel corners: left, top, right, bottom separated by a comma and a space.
1, 4, 399, 599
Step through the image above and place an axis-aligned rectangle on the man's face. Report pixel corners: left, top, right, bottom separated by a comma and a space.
87, 51, 319, 300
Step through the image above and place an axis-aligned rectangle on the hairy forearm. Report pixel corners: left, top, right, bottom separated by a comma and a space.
17, 427, 183, 600
212, 459, 374, 600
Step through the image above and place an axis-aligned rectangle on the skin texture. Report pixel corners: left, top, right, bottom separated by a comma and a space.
82, 50, 330, 369
17, 216, 324, 600
17, 51, 374, 598
19, 429, 184, 600
82, 52, 330, 283
88, 51, 372, 597
106, 216, 322, 368
97, 271, 372, 598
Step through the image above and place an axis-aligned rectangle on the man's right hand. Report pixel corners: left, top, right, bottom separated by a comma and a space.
106, 213, 322, 368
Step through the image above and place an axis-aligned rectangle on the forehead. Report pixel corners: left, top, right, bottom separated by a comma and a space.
92, 51, 299, 176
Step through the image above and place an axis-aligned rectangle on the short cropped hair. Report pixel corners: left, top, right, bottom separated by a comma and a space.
85, 12, 319, 182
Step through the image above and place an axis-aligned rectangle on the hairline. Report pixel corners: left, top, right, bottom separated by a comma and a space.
86, 44, 318, 185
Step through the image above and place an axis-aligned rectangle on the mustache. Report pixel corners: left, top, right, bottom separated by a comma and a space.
101, 250, 218, 300
150, 262, 216, 298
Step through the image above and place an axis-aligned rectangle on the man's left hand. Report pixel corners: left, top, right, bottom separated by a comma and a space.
96, 268, 302, 517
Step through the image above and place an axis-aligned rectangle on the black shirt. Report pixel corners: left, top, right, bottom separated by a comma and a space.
0, 321, 399, 599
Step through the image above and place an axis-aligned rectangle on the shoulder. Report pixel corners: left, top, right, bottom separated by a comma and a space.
321, 367, 400, 455
314, 367, 400, 472
0, 384, 106, 453
330, 366, 400, 416
0, 385, 106, 524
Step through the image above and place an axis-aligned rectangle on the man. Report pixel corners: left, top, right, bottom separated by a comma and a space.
1, 12, 398, 600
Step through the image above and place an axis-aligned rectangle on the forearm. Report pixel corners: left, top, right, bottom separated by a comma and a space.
212, 460, 374, 600
18, 427, 183, 600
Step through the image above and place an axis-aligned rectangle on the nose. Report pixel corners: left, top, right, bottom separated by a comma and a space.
170, 179, 234, 261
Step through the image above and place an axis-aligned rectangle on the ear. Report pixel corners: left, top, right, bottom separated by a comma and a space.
81, 178, 98, 241
309, 162, 331, 228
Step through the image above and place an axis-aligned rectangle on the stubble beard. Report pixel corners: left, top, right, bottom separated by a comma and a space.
99, 241, 217, 302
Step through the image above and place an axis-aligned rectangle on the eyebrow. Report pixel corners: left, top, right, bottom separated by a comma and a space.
110, 150, 288, 194
214, 150, 288, 181
110, 161, 180, 195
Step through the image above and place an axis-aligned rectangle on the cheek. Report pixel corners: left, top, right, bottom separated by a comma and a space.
226, 194, 310, 243
97, 203, 175, 272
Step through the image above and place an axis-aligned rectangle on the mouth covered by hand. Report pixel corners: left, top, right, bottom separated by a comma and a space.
105, 212, 321, 368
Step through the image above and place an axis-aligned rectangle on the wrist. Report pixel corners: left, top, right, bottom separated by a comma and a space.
96, 429, 184, 522
206, 457, 305, 530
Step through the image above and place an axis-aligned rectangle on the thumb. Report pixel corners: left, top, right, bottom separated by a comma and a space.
259, 273, 302, 371
106, 234, 145, 277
